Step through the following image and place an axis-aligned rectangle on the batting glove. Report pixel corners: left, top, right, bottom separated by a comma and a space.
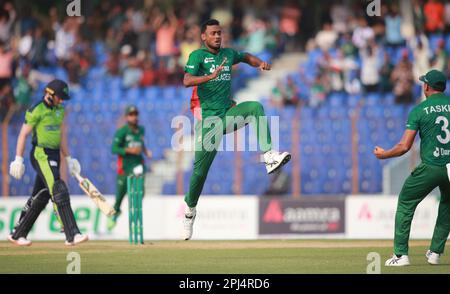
66, 156, 81, 176
9, 156, 25, 180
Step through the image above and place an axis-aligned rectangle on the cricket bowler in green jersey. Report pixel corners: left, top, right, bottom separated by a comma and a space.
8, 79, 88, 246
374, 70, 450, 266
182, 19, 291, 240
108, 105, 151, 230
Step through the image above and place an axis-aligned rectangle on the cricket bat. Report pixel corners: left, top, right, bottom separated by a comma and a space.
74, 172, 116, 216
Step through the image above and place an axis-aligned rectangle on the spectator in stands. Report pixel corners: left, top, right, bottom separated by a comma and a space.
47, 6, 60, 33
327, 52, 346, 93
30, 27, 48, 67
105, 28, 119, 53
413, 0, 426, 31
424, 0, 445, 34
122, 57, 142, 89
54, 19, 77, 62
18, 28, 33, 61
136, 13, 153, 55
140, 58, 156, 87
445, 1, 450, 33
242, 18, 268, 56
284, 77, 300, 107
360, 41, 380, 93
270, 77, 299, 108
211, 3, 233, 29
117, 19, 138, 56
352, 17, 375, 49
106, 51, 120, 76
410, 33, 431, 83
66, 49, 91, 87
391, 50, 415, 104
331, 48, 358, 93
0, 35, 14, 119
66, 53, 82, 87
385, 5, 405, 48
0, 40, 14, 92
431, 38, 447, 72
315, 22, 338, 52
270, 80, 286, 108
155, 9, 178, 68
126, 6, 145, 34
107, 4, 126, 31
379, 52, 394, 93
279, 1, 301, 51
0, 2, 16, 43
262, 18, 280, 56
444, 57, 450, 79
330, 0, 351, 34
179, 25, 200, 67
0, 81, 13, 121
156, 59, 170, 86
309, 74, 328, 108
339, 32, 357, 57
13, 63, 32, 111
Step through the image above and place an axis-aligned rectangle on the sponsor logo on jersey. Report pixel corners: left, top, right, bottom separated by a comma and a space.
434, 147, 440, 157
204, 57, 215, 64
45, 125, 60, 131
433, 146, 450, 157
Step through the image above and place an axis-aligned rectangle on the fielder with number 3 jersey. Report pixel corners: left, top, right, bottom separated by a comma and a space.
374, 70, 450, 266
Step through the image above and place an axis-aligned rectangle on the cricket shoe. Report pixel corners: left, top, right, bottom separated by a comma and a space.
385, 254, 410, 266
107, 217, 117, 231
65, 234, 89, 246
7, 235, 32, 246
263, 150, 291, 174
183, 207, 196, 240
426, 250, 440, 265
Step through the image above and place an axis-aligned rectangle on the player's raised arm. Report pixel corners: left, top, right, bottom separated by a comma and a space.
242, 53, 271, 71
373, 129, 417, 159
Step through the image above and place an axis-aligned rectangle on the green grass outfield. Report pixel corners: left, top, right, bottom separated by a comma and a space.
0, 240, 449, 274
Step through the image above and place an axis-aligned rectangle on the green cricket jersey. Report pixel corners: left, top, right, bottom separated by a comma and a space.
25, 100, 65, 150
407, 93, 450, 166
112, 124, 145, 175
185, 46, 246, 117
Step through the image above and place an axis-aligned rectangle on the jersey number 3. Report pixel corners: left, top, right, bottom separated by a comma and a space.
436, 116, 450, 144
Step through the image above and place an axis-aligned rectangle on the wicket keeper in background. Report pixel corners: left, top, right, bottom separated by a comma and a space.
8, 79, 88, 246
374, 69, 450, 266
182, 19, 291, 240
108, 105, 151, 230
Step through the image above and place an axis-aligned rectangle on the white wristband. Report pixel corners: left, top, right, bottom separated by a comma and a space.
15, 156, 24, 163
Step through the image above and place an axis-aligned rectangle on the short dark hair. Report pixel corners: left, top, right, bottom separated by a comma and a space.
201, 19, 220, 33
